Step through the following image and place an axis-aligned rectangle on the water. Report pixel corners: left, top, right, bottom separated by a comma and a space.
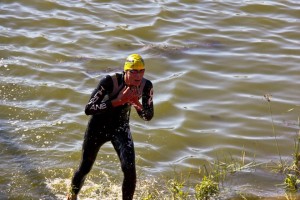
1, 0, 300, 199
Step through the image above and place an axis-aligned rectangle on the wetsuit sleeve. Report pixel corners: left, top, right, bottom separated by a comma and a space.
85, 75, 114, 115
137, 80, 154, 121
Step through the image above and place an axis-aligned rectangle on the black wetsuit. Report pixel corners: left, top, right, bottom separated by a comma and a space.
70, 72, 154, 200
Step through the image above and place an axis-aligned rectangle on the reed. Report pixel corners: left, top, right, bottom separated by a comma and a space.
292, 117, 300, 173
212, 150, 259, 181
264, 94, 284, 170
282, 116, 300, 195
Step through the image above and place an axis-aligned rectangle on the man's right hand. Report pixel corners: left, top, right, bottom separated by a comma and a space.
111, 86, 139, 107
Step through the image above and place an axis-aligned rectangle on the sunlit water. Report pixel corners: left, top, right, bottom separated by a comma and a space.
1, 0, 299, 199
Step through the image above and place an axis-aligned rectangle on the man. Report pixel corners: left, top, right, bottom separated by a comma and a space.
67, 54, 154, 200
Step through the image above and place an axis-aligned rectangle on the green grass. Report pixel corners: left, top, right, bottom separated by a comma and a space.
195, 175, 219, 200
264, 94, 300, 198
264, 94, 284, 170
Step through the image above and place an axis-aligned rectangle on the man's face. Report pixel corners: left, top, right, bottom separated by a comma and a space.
124, 69, 145, 87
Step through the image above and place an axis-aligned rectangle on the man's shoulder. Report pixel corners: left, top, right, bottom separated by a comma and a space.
143, 77, 152, 83
101, 72, 122, 82
98, 73, 117, 90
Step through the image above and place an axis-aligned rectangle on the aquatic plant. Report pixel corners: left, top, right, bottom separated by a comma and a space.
195, 175, 219, 200
139, 179, 163, 200
141, 194, 154, 200
211, 149, 259, 185
167, 178, 189, 200
264, 94, 284, 170
282, 117, 300, 197
291, 121, 300, 174
284, 174, 300, 192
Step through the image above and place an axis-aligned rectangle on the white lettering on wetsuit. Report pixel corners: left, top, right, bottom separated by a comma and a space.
148, 88, 153, 106
87, 86, 108, 111
90, 103, 107, 111
88, 86, 105, 105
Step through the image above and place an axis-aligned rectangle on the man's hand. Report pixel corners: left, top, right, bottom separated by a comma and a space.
111, 86, 142, 110
128, 87, 143, 112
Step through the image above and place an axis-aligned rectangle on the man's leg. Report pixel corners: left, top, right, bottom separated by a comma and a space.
112, 126, 136, 200
69, 129, 105, 196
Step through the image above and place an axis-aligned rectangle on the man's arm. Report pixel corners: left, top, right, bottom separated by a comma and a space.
85, 75, 113, 115
136, 80, 154, 121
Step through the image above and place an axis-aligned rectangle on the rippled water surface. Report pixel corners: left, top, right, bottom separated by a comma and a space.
1, 0, 300, 199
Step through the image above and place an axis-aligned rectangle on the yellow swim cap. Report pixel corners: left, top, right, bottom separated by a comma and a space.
124, 54, 145, 71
